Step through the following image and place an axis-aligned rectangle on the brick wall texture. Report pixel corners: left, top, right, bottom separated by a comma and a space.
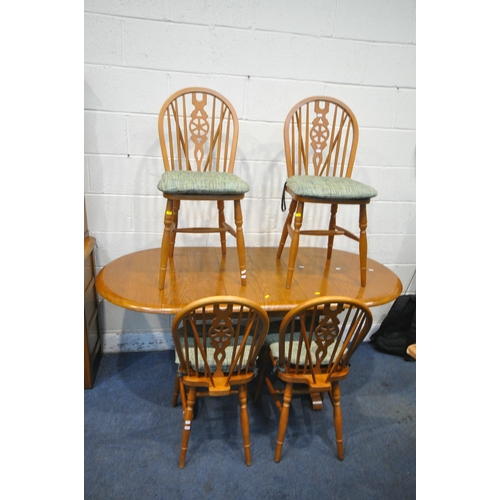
84, 0, 416, 349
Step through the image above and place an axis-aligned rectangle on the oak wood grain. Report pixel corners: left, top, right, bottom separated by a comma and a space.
96, 247, 402, 315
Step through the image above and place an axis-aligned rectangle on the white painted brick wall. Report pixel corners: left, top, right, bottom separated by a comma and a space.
84, 0, 416, 352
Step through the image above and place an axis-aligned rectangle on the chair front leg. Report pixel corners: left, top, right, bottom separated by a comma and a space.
239, 384, 252, 466
169, 199, 180, 258
179, 386, 196, 469
275, 382, 293, 462
331, 381, 344, 460
158, 198, 175, 290
233, 200, 247, 286
359, 203, 367, 287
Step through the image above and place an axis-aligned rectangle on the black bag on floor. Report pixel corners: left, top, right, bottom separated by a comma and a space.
370, 294, 416, 360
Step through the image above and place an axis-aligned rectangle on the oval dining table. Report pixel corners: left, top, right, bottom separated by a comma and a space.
96, 246, 402, 316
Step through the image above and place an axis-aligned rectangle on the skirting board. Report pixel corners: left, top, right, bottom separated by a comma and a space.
102, 323, 383, 353
103, 332, 175, 353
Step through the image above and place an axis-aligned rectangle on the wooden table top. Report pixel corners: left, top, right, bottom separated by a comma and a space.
96, 246, 402, 315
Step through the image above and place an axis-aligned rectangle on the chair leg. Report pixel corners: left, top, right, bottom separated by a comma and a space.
217, 200, 227, 256
180, 380, 187, 414
277, 199, 297, 259
275, 382, 293, 463
327, 203, 338, 260
169, 200, 180, 258
179, 386, 196, 469
285, 201, 304, 289
253, 344, 270, 404
172, 375, 187, 412
239, 384, 252, 466
331, 382, 344, 460
234, 200, 247, 286
359, 204, 367, 287
158, 198, 175, 290
172, 376, 180, 407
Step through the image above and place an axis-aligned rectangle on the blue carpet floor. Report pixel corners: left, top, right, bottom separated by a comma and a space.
84, 343, 416, 499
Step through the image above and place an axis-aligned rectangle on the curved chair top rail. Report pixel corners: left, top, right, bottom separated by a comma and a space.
158, 87, 240, 174
277, 295, 373, 381
171, 296, 270, 392
284, 96, 359, 179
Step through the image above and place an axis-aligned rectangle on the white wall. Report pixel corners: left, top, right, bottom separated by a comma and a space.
84, 0, 416, 352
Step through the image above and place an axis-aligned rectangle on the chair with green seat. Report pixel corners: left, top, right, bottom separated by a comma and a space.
157, 88, 249, 290
254, 296, 373, 462
277, 96, 378, 289
171, 295, 270, 468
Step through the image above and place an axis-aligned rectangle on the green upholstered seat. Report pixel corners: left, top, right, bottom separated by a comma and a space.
286, 175, 377, 200
175, 345, 253, 373
158, 170, 250, 195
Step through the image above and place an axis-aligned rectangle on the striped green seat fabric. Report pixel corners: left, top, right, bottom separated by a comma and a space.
158, 170, 250, 195
286, 175, 377, 200
175, 345, 252, 373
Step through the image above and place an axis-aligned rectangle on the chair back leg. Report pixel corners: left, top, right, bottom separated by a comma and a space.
285, 201, 304, 289
172, 377, 180, 407
277, 199, 297, 259
217, 200, 227, 255
359, 204, 367, 287
326, 203, 338, 260
238, 384, 252, 466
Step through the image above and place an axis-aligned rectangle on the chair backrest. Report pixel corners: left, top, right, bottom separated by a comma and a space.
284, 96, 359, 179
158, 88, 239, 174
277, 296, 372, 383
171, 296, 270, 395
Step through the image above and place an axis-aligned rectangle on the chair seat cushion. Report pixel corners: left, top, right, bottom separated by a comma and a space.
286, 175, 377, 200
158, 170, 250, 195
175, 345, 252, 373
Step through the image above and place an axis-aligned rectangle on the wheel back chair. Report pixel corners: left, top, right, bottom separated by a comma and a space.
157, 88, 249, 289
254, 296, 373, 462
171, 296, 270, 468
277, 96, 378, 289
